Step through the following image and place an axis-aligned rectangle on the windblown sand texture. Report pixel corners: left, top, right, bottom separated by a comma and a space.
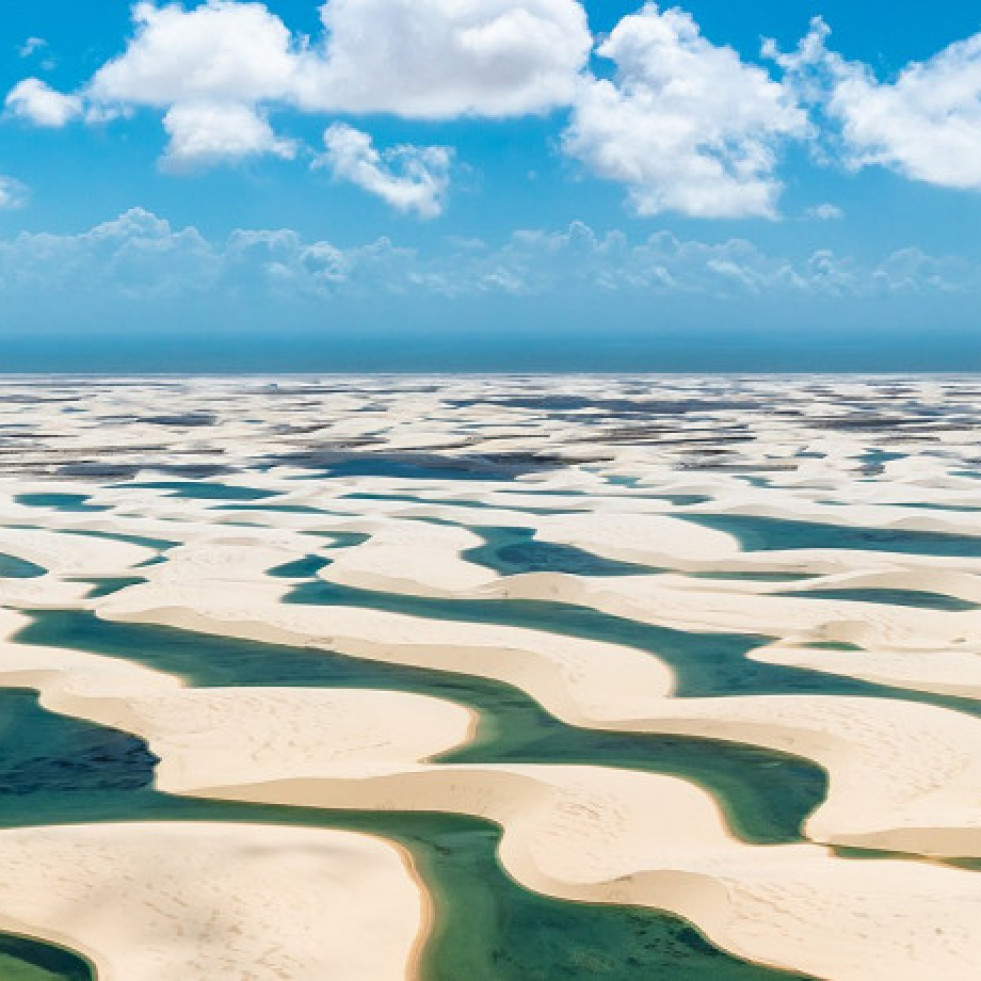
2, 374, 981, 979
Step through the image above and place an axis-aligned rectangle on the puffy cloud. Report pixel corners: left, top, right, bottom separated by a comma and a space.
88, 1, 297, 107
85, 0, 297, 165
317, 124, 452, 218
0, 208, 215, 296
162, 101, 295, 168
0, 208, 975, 304
295, 0, 591, 117
7, 0, 589, 167
5, 78, 82, 127
563, 3, 808, 218
3, 0, 589, 183
774, 18, 981, 190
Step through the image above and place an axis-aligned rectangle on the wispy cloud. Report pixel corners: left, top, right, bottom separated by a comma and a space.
18, 36, 47, 58
0, 174, 28, 209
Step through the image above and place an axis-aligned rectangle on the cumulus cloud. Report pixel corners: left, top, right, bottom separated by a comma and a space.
88, 1, 297, 108
0, 208, 974, 304
162, 101, 295, 168
773, 18, 981, 190
0, 209, 214, 297
13, 2, 981, 212
295, 0, 591, 117
563, 3, 808, 218
7, 0, 589, 166
317, 124, 453, 218
5, 78, 82, 126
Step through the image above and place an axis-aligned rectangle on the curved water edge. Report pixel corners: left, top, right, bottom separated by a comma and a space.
13, 494, 109, 514
463, 526, 663, 577
682, 513, 981, 558
774, 587, 979, 612
15, 612, 826, 846
0, 554, 47, 579
117, 481, 278, 502
0, 688, 812, 981
0, 933, 94, 981
278, 577, 981, 718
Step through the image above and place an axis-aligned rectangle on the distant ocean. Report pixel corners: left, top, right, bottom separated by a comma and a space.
2, 325, 980, 373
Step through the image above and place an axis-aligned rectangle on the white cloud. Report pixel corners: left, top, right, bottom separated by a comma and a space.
162, 101, 295, 169
6, 0, 589, 171
19, 37, 47, 58
5, 78, 82, 127
0, 208, 214, 297
806, 203, 844, 220
295, 0, 591, 117
86, 0, 590, 118
317, 124, 452, 218
14, 2, 981, 210
0, 175, 28, 209
563, 3, 808, 218
0, 208, 973, 304
774, 18, 981, 190
88, 1, 297, 107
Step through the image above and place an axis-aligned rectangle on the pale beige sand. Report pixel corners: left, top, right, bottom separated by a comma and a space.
0, 525, 155, 574
0, 822, 426, 981
84, 578, 981, 859
4, 375, 981, 979
95, 576, 675, 717
0, 609, 474, 786
176, 766, 981, 981
5, 601, 980, 977
754, 643, 981, 700
532, 511, 741, 566
294, 518, 498, 596
498, 572, 981, 650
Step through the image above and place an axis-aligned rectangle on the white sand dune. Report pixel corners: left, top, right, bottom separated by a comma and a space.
84, 581, 981, 859
4, 374, 981, 979
754, 643, 981, 700
313, 518, 498, 595
0, 525, 155, 575
4, 604, 980, 978
171, 764, 981, 981
0, 822, 426, 981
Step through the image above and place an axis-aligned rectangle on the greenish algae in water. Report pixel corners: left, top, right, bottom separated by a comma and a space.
682, 513, 981, 558
277, 577, 981, 722
464, 526, 663, 577
0, 688, 814, 981
775, 587, 977, 612
17, 612, 826, 846
0, 554, 46, 579
0, 935, 93, 981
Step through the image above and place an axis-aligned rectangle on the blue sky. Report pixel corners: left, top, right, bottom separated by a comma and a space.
2, 1, 981, 370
